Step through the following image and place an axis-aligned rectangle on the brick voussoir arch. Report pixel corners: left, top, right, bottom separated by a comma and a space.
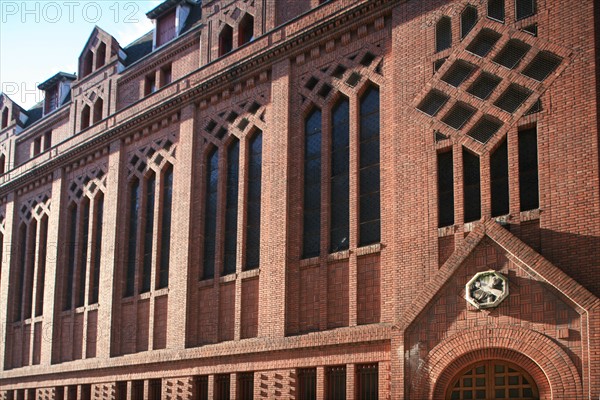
409, 325, 582, 399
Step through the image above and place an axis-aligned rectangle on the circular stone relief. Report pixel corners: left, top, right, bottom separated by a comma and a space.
466, 271, 508, 309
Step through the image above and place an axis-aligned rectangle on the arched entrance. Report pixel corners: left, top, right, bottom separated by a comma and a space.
446, 360, 539, 400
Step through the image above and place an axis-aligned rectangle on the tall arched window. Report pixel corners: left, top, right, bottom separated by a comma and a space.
141, 172, 156, 293
65, 204, 78, 309
158, 165, 173, 288
436, 16, 452, 52
219, 24, 234, 56
224, 140, 240, 275
82, 50, 93, 77
203, 149, 219, 279
245, 130, 262, 270
76, 198, 90, 308
330, 97, 350, 253
359, 86, 381, 246
303, 109, 322, 259
125, 179, 140, 297
90, 194, 104, 303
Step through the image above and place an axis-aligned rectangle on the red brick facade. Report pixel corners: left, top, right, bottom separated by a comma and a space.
0, 0, 599, 398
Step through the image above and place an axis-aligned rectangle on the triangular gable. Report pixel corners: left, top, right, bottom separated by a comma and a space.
78, 26, 122, 60
399, 219, 600, 330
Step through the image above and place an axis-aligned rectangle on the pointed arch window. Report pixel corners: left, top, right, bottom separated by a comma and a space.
224, 140, 240, 275
330, 97, 350, 253
303, 109, 322, 258
436, 16, 452, 52
81, 104, 91, 130
93, 98, 103, 124
95, 42, 106, 69
1, 107, 9, 129
245, 130, 262, 270
219, 24, 234, 56
203, 149, 219, 279
238, 14, 255, 46
461, 6, 478, 39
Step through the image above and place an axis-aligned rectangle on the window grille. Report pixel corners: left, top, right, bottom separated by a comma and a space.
357, 364, 379, 400
326, 366, 347, 400
215, 374, 231, 400
194, 376, 209, 400
237, 372, 254, 400
297, 368, 317, 400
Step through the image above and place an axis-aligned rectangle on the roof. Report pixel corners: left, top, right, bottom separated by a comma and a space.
38, 72, 77, 91
146, 0, 199, 19
124, 30, 154, 66
23, 101, 44, 128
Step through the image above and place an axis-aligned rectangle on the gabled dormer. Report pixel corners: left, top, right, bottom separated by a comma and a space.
0, 93, 28, 133
147, 0, 202, 50
78, 26, 126, 80
37, 72, 76, 117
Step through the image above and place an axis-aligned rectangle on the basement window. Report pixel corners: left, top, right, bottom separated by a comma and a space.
467, 72, 501, 100
466, 115, 503, 143
442, 102, 476, 130
521, 51, 562, 81
466, 29, 502, 57
494, 84, 532, 113
493, 39, 531, 69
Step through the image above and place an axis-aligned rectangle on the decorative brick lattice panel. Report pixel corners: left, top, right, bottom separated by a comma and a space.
127, 133, 177, 179
67, 162, 107, 203
415, 11, 572, 151
162, 377, 193, 400
92, 382, 116, 400
19, 191, 51, 222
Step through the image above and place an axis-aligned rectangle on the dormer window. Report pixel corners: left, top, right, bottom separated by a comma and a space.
219, 24, 234, 56
145, 74, 157, 96
93, 98, 104, 124
238, 14, 254, 46
96, 42, 106, 69
81, 104, 91, 130
1, 107, 8, 129
44, 85, 59, 114
156, 10, 177, 47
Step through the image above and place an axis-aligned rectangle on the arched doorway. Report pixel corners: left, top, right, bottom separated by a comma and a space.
446, 360, 539, 400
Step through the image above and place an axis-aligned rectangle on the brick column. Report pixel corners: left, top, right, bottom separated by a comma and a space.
0, 192, 16, 370
346, 364, 355, 400
165, 103, 196, 350
316, 366, 325, 400
40, 170, 66, 366
96, 140, 125, 358
207, 375, 215, 400
258, 58, 290, 338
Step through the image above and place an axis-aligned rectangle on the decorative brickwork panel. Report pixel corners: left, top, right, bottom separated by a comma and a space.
219, 282, 235, 342
153, 295, 168, 350
119, 302, 136, 355
405, 239, 582, 394
241, 277, 259, 339
162, 377, 193, 400
136, 299, 150, 352
357, 254, 381, 325
438, 235, 455, 267
257, 370, 294, 399
73, 313, 84, 360
194, 286, 217, 346
299, 265, 320, 333
86, 310, 98, 358
92, 382, 116, 400
38, 387, 55, 400
327, 261, 349, 329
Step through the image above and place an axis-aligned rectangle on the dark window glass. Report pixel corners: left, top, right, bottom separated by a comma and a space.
515, 0, 535, 20
76, 199, 90, 307
195, 375, 209, 400
116, 382, 127, 400
66, 205, 78, 309
126, 179, 140, 297
159, 166, 173, 288
149, 379, 161, 400
141, 173, 156, 293
519, 127, 539, 211
132, 380, 144, 400
238, 14, 254, 46
246, 131, 262, 270
35, 216, 47, 316
203, 150, 219, 279
436, 16, 452, 52
491, 140, 509, 217
224, 141, 239, 274
90, 194, 104, 303
297, 368, 317, 400
303, 109, 322, 258
238, 372, 254, 400
488, 0, 505, 22
330, 98, 350, 253
215, 374, 231, 400
327, 366, 346, 400
15, 224, 27, 321
219, 24, 234, 56
357, 364, 379, 400
461, 6, 478, 39
24, 219, 37, 319
463, 149, 481, 223
359, 86, 381, 246
437, 151, 454, 227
